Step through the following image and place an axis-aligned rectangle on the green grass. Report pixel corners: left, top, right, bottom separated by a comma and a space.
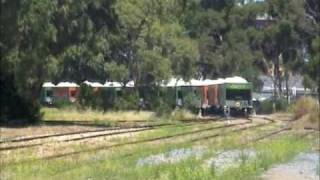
1, 122, 316, 180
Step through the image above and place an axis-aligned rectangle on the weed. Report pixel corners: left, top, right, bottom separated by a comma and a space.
290, 96, 319, 120
41, 107, 155, 122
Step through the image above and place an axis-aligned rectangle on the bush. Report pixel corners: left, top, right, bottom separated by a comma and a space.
0, 71, 40, 123
291, 96, 319, 121
78, 84, 94, 108
151, 97, 172, 116
183, 92, 201, 113
100, 88, 117, 111
54, 99, 73, 109
258, 97, 289, 114
258, 100, 274, 114
275, 97, 289, 112
113, 90, 139, 111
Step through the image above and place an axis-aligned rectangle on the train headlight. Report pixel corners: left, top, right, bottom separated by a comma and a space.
235, 101, 240, 107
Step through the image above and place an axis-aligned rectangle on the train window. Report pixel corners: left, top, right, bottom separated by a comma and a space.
46, 90, 53, 97
116, 89, 122, 97
226, 89, 251, 100
159, 91, 163, 97
177, 90, 183, 99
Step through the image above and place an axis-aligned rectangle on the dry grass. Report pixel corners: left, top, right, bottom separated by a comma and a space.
290, 97, 319, 130
170, 109, 196, 121
42, 107, 155, 122
0, 125, 102, 139
291, 97, 319, 119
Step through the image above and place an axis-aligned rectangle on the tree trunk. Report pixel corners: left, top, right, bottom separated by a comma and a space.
273, 59, 280, 99
285, 70, 290, 104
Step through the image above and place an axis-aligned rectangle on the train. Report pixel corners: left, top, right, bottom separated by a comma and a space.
41, 76, 253, 116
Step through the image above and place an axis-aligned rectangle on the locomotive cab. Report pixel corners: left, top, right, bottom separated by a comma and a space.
221, 83, 253, 117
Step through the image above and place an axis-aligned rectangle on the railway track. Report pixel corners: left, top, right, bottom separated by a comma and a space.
2, 120, 257, 166
0, 117, 224, 145
37, 120, 320, 178
1, 116, 278, 166
0, 127, 156, 151
188, 121, 274, 143
41, 117, 223, 128
0, 123, 182, 151
0, 117, 227, 151
0, 123, 173, 144
52, 121, 313, 175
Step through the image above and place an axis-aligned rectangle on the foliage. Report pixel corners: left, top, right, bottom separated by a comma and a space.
113, 89, 140, 111
257, 100, 274, 114
0, 70, 41, 123
151, 96, 173, 116
290, 96, 319, 121
78, 83, 94, 108
257, 97, 288, 114
53, 99, 74, 109
183, 91, 201, 113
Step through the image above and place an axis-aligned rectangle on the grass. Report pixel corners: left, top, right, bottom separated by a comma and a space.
41, 107, 155, 122
289, 96, 320, 130
169, 109, 197, 121
1, 119, 316, 180
42, 107, 202, 123
290, 96, 319, 120
217, 135, 310, 180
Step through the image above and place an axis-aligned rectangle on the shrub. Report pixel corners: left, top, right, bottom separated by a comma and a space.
151, 97, 172, 116
291, 96, 319, 121
183, 92, 201, 113
54, 99, 73, 109
170, 109, 195, 121
0, 70, 40, 124
275, 97, 289, 112
258, 100, 274, 114
78, 83, 94, 108
258, 97, 289, 114
100, 88, 117, 111
113, 90, 139, 111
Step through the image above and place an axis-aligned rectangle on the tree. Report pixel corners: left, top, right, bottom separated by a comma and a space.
113, 0, 198, 85
0, 0, 58, 121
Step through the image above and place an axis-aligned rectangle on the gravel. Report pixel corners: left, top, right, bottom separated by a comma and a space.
205, 149, 257, 174
137, 147, 205, 166
261, 152, 320, 180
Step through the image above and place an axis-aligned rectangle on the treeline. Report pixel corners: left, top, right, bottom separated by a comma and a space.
1, 0, 319, 122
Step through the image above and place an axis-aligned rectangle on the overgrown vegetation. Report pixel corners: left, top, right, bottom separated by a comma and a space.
289, 97, 319, 130
256, 97, 289, 114
291, 96, 319, 121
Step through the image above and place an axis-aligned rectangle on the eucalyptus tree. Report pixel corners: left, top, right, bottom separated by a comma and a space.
12, 0, 58, 103
52, 0, 116, 83
0, 0, 58, 121
112, 0, 198, 86
260, 0, 319, 99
